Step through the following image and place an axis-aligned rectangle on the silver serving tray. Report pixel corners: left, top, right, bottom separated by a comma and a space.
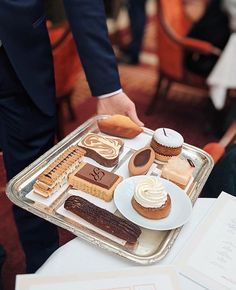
6, 115, 214, 265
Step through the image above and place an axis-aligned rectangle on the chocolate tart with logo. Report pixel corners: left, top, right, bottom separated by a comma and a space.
68, 162, 123, 201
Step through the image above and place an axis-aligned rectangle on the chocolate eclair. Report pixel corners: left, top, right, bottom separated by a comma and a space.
64, 195, 141, 244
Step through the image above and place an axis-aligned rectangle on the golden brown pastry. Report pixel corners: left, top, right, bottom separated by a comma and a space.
68, 162, 123, 201
131, 176, 171, 219
97, 114, 143, 139
33, 145, 86, 197
150, 128, 184, 162
132, 195, 171, 220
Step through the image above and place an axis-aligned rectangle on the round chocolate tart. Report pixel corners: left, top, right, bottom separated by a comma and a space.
128, 147, 155, 176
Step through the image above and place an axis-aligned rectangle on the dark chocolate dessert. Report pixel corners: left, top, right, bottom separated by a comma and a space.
64, 195, 141, 244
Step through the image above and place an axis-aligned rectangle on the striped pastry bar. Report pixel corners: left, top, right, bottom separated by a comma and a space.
33, 145, 86, 197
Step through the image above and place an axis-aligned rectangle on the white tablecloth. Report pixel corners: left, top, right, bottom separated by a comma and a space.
207, 33, 236, 110
37, 198, 216, 290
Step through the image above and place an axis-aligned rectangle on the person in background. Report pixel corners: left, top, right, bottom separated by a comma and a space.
119, 0, 147, 64
184, 0, 236, 137
220, 0, 236, 132
0, 0, 143, 288
202, 142, 236, 198
222, 0, 236, 31
184, 0, 231, 77
201, 121, 236, 198
185, 0, 236, 76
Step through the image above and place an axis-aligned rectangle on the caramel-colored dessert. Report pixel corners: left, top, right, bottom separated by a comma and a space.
97, 114, 143, 139
33, 145, 86, 197
161, 156, 195, 189
132, 177, 171, 219
68, 163, 123, 201
78, 133, 124, 167
150, 128, 184, 161
64, 195, 141, 244
128, 147, 155, 176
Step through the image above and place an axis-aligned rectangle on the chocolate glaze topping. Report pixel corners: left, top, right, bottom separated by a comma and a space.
75, 163, 119, 189
134, 148, 151, 167
64, 195, 141, 244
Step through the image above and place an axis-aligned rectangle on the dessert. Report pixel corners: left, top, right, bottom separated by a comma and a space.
128, 147, 155, 176
68, 162, 123, 201
33, 145, 86, 197
161, 156, 195, 189
97, 114, 143, 139
131, 176, 171, 219
64, 195, 141, 244
151, 128, 184, 162
78, 132, 124, 167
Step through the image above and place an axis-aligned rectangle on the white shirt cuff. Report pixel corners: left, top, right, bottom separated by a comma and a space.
96, 89, 123, 99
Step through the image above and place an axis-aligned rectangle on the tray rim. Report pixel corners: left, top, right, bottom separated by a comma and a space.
6, 115, 214, 265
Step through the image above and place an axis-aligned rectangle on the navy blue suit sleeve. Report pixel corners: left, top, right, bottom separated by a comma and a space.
63, 0, 121, 96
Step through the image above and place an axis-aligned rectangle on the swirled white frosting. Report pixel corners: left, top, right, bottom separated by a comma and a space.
134, 177, 167, 208
153, 128, 184, 148
78, 133, 123, 160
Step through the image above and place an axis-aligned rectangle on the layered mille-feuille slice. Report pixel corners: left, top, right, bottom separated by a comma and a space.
33, 145, 86, 197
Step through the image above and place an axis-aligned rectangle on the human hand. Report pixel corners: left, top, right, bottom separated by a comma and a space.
97, 92, 144, 127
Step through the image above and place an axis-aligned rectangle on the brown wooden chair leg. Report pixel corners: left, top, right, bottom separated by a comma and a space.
65, 94, 76, 121
160, 79, 172, 100
146, 75, 165, 115
146, 76, 172, 114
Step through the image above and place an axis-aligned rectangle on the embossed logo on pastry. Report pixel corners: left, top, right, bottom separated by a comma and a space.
89, 168, 105, 181
75, 163, 119, 189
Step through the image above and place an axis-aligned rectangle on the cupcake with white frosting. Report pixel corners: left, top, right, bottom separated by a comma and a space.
150, 128, 184, 162
131, 176, 171, 219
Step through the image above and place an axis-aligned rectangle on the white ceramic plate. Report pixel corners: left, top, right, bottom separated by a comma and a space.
114, 176, 192, 231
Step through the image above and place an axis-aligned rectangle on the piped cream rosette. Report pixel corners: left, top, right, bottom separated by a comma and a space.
134, 176, 168, 208
131, 176, 171, 219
